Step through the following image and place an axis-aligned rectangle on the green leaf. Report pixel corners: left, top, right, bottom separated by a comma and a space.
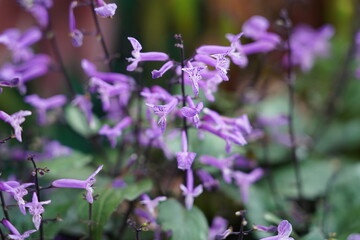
300, 227, 325, 240
158, 199, 208, 240
79, 179, 153, 240
64, 105, 100, 137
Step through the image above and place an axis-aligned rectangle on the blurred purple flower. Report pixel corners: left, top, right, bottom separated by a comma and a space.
17, 0, 53, 28
140, 194, 167, 216
0, 27, 42, 63
0, 110, 32, 142
196, 169, 219, 191
1, 219, 36, 240
348, 234, 360, 240
232, 168, 264, 203
72, 94, 94, 125
260, 220, 294, 240
242, 15, 280, 46
208, 216, 228, 240
286, 24, 334, 72
26, 193, 51, 230
24, 94, 66, 125
0, 181, 34, 214
200, 155, 235, 183
180, 169, 203, 210
51, 165, 103, 204
126, 37, 169, 71
176, 131, 196, 170
99, 116, 132, 147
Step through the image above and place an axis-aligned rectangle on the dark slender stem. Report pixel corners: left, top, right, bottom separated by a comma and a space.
29, 156, 44, 240
237, 211, 246, 240
89, 0, 112, 70
88, 203, 93, 240
0, 192, 10, 221
135, 229, 140, 240
0, 135, 13, 144
118, 201, 135, 238
175, 34, 189, 139
0, 227, 4, 240
47, 13, 76, 97
282, 9, 303, 202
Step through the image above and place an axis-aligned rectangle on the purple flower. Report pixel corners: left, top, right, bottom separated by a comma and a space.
140, 194, 167, 216
126, 37, 169, 71
287, 24, 334, 72
0, 110, 32, 142
232, 168, 264, 203
208, 216, 228, 240
17, 0, 53, 28
94, 0, 117, 18
152, 61, 174, 79
196, 169, 219, 191
0, 181, 34, 214
0, 27, 42, 63
182, 61, 206, 96
82, 59, 135, 84
194, 54, 230, 81
26, 193, 51, 230
69, 1, 83, 47
242, 15, 280, 45
348, 234, 360, 240
176, 131, 196, 170
24, 94, 66, 125
146, 97, 179, 132
260, 220, 294, 240
72, 94, 94, 125
51, 165, 103, 204
180, 169, 203, 210
180, 96, 203, 128
1, 219, 36, 240
99, 116, 132, 147
200, 155, 235, 183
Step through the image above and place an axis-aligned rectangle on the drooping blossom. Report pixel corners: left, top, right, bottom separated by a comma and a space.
140, 194, 167, 216
69, 1, 83, 47
152, 61, 174, 79
176, 131, 196, 170
17, 0, 53, 28
180, 96, 203, 128
259, 220, 294, 240
24, 94, 66, 125
0, 181, 34, 214
51, 165, 103, 204
180, 169, 203, 210
26, 193, 51, 230
232, 168, 264, 203
1, 219, 36, 240
126, 37, 169, 71
0, 110, 32, 142
0, 27, 42, 62
208, 216, 228, 240
94, 0, 117, 18
146, 97, 179, 132
286, 24, 334, 72
99, 116, 132, 147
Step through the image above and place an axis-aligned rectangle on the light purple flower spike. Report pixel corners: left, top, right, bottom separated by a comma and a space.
0, 110, 32, 142
180, 169, 203, 210
127, 37, 169, 71
26, 193, 51, 230
0, 181, 34, 214
176, 131, 196, 170
99, 116, 132, 147
260, 220, 294, 240
1, 219, 36, 240
232, 168, 264, 203
140, 194, 167, 216
69, 1, 83, 47
94, 0, 117, 18
51, 165, 103, 203
24, 94, 66, 125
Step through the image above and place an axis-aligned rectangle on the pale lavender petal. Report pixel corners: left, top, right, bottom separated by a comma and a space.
242, 15, 269, 40
140, 52, 169, 61
52, 179, 87, 188
94, 3, 117, 18
152, 61, 174, 79
176, 152, 196, 170
29, 5, 49, 28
